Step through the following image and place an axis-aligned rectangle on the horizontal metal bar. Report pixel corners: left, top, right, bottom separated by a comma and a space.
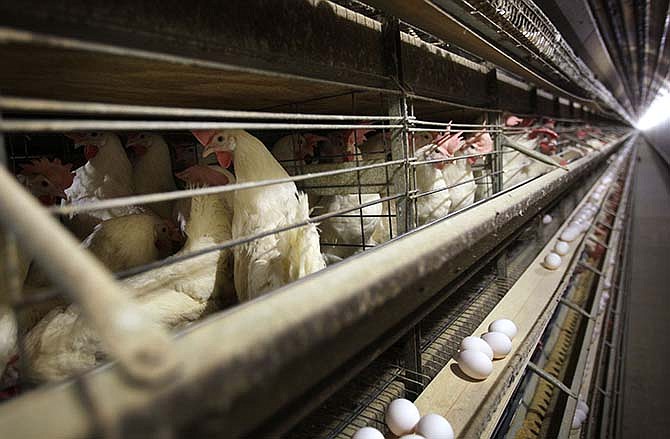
411, 150, 510, 166
502, 136, 570, 171
0, 120, 404, 132
49, 159, 410, 215
579, 260, 604, 276
587, 235, 610, 249
0, 96, 402, 121
559, 298, 595, 320
410, 171, 503, 200
526, 361, 579, 399
0, 136, 625, 438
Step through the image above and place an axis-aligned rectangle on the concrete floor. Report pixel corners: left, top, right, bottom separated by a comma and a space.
621, 139, 670, 437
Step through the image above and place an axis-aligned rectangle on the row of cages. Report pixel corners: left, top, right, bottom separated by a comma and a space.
0, 90, 627, 398
286, 140, 635, 439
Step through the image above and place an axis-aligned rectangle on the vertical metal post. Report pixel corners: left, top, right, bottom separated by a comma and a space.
401, 325, 423, 398
489, 111, 504, 195
553, 96, 560, 119
529, 86, 538, 116
381, 14, 412, 235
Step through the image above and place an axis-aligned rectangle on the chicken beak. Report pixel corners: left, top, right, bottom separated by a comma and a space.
202, 146, 216, 158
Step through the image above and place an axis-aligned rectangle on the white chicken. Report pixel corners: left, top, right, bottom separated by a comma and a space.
272, 133, 326, 167
63, 132, 139, 239
367, 131, 438, 242
311, 128, 382, 259
434, 127, 494, 213
413, 143, 452, 226
192, 129, 325, 301
502, 118, 557, 189
125, 133, 177, 220
22, 191, 234, 382
79, 213, 177, 273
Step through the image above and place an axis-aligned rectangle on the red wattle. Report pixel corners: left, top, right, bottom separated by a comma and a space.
216, 151, 233, 168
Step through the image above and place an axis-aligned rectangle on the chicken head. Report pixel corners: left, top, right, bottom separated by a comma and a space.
19, 157, 74, 205
65, 132, 115, 160
153, 218, 183, 257
126, 132, 162, 158
464, 131, 494, 164
192, 129, 240, 168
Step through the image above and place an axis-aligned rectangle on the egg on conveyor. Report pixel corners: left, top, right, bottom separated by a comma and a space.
461, 336, 494, 360
560, 226, 580, 242
415, 414, 454, 439
385, 398, 421, 436
488, 319, 518, 340
542, 214, 553, 224
457, 349, 493, 380
482, 332, 513, 359
399, 435, 426, 439
554, 240, 570, 256
543, 252, 562, 270
577, 400, 589, 414
352, 427, 385, 439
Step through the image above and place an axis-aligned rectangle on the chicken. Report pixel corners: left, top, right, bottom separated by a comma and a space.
317, 193, 383, 259
320, 127, 375, 163
311, 128, 384, 259
358, 130, 436, 160
63, 132, 138, 239
80, 213, 177, 273
413, 143, 452, 226
0, 158, 73, 382
502, 118, 557, 189
272, 133, 326, 167
192, 129, 325, 301
366, 132, 438, 242
125, 133, 177, 219
22, 191, 233, 382
433, 127, 494, 213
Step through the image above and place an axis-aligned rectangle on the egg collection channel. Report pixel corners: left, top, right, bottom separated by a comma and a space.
541, 166, 618, 273
353, 163, 623, 439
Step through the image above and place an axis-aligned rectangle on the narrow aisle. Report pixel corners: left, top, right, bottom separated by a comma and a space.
621, 138, 670, 437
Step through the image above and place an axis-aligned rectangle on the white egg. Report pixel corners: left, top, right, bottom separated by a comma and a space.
353, 427, 385, 439
457, 349, 493, 380
461, 336, 494, 360
543, 252, 562, 270
560, 227, 580, 242
575, 408, 587, 423
482, 332, 513, 359
577, 400, 589, 414
385, 399, 420, 436
415, 414, 454, 439
488, 319, 518, 340
399, 435, 426, 439
554, 241, 570, 256
571, 411, 584, 429
542, 214, 553, 224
